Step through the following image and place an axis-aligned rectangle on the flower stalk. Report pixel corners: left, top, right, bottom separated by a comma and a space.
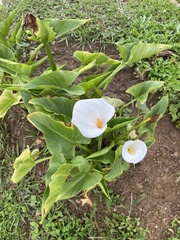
116, 117, 151, 143
97, 134, 103, 150
43, 41, 57, 71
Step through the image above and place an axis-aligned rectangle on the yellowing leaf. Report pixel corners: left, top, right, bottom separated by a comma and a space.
0, 90, 21, 118
11, 147, 38, 183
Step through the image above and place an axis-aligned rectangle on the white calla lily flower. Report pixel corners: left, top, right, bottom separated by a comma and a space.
71, 98, 115, 138
122, 140, 147, 164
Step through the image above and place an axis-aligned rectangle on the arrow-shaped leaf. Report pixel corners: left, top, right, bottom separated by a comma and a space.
28, 112, 90, 159
126, 81, 164, 104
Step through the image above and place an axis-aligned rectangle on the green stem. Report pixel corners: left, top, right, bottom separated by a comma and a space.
77, 144, 91, 154
28, 43, 44, 62
43, 41, 57, 71
101, 63, 127, 93
116, 117, 151, 143
90, 62, 127, 98
35, 156, 51, 164
119, 98, 136, 112
98, 134, 103, 150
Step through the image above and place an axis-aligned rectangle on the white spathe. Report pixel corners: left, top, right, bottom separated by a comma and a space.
122, 140, 147, 164
71, 98, 115, 138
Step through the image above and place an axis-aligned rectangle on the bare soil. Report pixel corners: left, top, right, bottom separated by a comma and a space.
2, 41, 180, 240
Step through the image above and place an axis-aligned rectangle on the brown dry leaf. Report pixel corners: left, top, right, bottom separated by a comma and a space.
80, 197, 93, 207
35, 136, 44, 145
35, 209, 41, 217
22, 13, 38, 33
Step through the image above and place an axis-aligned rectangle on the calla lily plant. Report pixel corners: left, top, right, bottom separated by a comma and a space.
0, 10, 171, 222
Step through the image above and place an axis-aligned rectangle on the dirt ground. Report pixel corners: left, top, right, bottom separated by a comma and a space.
2, 41, 180, 240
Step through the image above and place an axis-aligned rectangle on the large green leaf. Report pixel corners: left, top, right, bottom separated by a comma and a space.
116, 43, 135, 62
41, 154, 91, 222
145, 95, 168, 117
29, 97, 76, 121
86, 141, 114, 160
117, 42, 172, 64
0, 9, 17, 38
26, 70, 78, 89
0, 90, 21, 118
126, 81, 164, 104
25, 70, 84, 96
43, 19, 89, 40
7, 20, 22, 46
105, 146, 129, 180
127, 43, 172, 64
58, 172, 102, 200
87, 150, 115, 164
0, 58, 32, 75
41, 153, 66, 221
80, 72, 111, 94
11, 147, 38, 183
28, 112, 90, 159
0, 44, 15, 60
41, 163, 73, 222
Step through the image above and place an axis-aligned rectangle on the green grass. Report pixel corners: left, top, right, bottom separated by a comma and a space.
1, 0, 180, 46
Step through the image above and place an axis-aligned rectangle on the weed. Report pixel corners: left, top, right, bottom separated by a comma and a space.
102, 213, 147, 239
30, 206, 97, 240
168, 218, 180, 240
136, 56, 180, 124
